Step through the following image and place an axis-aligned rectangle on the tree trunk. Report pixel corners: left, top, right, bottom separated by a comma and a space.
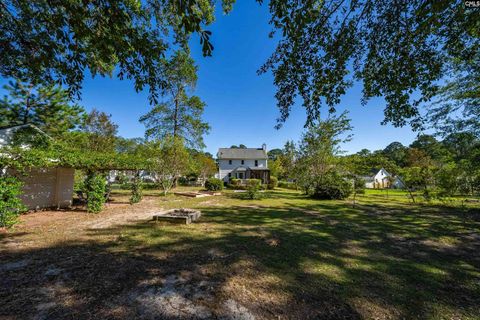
23, 86, 33, 124
407, 188, 416, 203
173, 88, 180, 138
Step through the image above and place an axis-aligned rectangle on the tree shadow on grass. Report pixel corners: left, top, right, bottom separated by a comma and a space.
0, 201, 479, 319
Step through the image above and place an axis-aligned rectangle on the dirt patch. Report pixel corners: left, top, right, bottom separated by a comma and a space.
84, 197, 161, 229
126, 274, 214, 319
116, 274, 254, 319
223, 299, 256, 320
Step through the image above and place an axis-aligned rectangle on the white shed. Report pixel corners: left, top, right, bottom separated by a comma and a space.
1, 124, 75, 209
16, 167, 75, 209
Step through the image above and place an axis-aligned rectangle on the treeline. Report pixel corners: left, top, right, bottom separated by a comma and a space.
344, 133, 480, 197
268, 112, 480, 199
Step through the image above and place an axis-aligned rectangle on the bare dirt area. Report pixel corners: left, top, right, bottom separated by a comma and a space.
0, 193, 263, 320
1, 195, 161, 252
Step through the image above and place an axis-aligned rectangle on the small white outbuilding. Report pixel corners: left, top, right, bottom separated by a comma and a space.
0, 124, 75, 210
16, 167, 75, 210
361, 168, 405, 189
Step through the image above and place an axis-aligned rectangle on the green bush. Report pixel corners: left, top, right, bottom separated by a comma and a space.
177, 176, 189, 186
245, 179, 262, 200
229, 178, 241, 186
74, 170, 86, 192
311, 172, 352, 200
268, 176, 278, 190
246, 179, 261, 186
353, 177, 366, 195
85, 173, 106, 213
205, 178, 223, 191
130, 175, 143, 204
278, 181, 297, 189
0, 177, 26, 228
143, 182, 158, 190
228, 178, 246, 189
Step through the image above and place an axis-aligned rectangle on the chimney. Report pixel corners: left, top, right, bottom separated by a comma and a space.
262, 143, 267, 151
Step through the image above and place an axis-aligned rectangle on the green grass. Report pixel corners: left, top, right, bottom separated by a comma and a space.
1, 188, 479, 319
113, 188, 480, 318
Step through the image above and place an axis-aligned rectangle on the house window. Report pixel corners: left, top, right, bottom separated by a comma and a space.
241, 160, 244, 165
255, 160, 258, 166
229, 160, 232, 165
228, 173, 231, 178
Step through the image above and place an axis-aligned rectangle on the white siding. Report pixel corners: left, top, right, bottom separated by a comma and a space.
18, 167, 75, 209
218, 159, 268, 181
365, 168, 397, 189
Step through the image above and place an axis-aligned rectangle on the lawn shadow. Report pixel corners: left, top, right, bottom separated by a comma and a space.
1, 195, 479, 319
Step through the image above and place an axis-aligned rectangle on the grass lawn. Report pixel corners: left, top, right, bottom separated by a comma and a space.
1, 188, 479, 319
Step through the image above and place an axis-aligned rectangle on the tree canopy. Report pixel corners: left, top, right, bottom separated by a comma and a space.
0, 0, 236, 104
267, 148, 283, 160
0, 80, 85, 137
258, 0, 479, 129
427, 59, 480, 137
2, 1, 477, 131
139, 51, 210, 148
230, 144, 247, 149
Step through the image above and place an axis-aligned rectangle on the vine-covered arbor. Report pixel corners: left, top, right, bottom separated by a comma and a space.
0, 144, 149, 225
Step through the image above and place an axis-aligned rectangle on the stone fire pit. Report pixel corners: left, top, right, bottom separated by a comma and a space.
153, 208, 201, 224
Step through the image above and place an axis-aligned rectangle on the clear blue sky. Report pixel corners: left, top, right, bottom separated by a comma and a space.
0, 1, 420, 155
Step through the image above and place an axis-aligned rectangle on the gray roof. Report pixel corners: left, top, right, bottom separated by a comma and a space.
217, 147, 268, 160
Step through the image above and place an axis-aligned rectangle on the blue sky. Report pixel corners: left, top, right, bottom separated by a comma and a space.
0, 1, 420, 155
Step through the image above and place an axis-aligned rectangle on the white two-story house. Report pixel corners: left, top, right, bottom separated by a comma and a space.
217, 144, 270, 184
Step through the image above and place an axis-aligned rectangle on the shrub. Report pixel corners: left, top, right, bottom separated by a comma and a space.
353, 177, 366, 195
85, 172, 106, 213
311, 172, 352, 200
268, 176, 278, 190
245, 179, 262, 200
228, 178, 246, 189
278, 181, 297, 190
246, 179, 261, 186
177, 176, 188, 186
205, 178, 223, 191
143, 182, 158, 190
229, 178, 241, 187
74, 170, 86, 192
0, 177, 26, 228
130, 175, 143, 204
